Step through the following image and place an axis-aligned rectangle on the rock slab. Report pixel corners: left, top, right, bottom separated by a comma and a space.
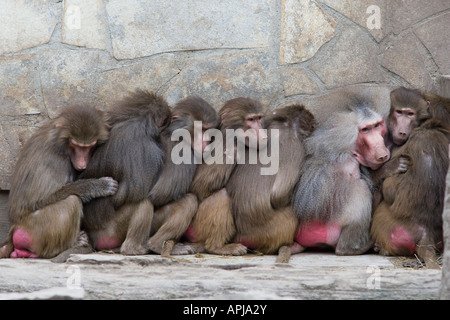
0, 253, 442, 300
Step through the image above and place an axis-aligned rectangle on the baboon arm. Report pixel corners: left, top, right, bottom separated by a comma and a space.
370, 154, 411, 185
34, 177, 118, 210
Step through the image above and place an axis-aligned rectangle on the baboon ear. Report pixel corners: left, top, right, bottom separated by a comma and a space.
54, 115, 68, 128
352, 151, 362, 162
54, 120, 68, 128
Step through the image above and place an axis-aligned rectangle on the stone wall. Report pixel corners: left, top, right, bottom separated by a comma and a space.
1, 0, 449, 190
1, 1, 450, 294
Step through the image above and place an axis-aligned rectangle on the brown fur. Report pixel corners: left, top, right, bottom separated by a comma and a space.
386, 87, 450, 150
188, 188, 242, 255
371, 119, 450, 269
372, 87, 450, 209
386, 87, 430, 152
390, 87, 431, 123
147, 97, 219, 254
424, 92, 450, 125
150, 194, 199, 254
227, 104, 315, 255
189, 97, 265, 201
80, 90, 171, 255
187, 98, 266, 255
0, 105, 116, 259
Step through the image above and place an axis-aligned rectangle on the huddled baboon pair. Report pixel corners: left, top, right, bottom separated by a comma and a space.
1, 87, 449, 268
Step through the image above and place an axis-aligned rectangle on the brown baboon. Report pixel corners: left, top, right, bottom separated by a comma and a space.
227, 104, 315, 261
387, 87, 431, 152
80, 90, 171, 255
148, 97, 220, 255
0, 105, 117, 259
185, 97, 267, 255
372, 87, 450, 209
371, 119, 450, 269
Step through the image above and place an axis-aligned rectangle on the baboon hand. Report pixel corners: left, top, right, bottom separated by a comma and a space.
96, 177, 119, 197
397, 155, 411, 173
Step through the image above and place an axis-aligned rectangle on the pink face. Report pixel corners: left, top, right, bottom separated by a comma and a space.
67, 139, 97, 171
388, 107, 418, 145
353, 119, 390, 170
192, 123, 216, 159
244, 113, 267, 147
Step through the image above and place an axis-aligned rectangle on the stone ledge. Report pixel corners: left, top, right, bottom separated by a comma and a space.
0, 252, 442, 300
0, 287, 85, 300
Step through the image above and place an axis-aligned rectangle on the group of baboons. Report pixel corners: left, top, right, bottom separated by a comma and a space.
0, 86, 449, 268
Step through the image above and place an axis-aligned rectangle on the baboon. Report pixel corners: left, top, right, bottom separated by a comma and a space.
227, 104, 316, 262
185, 97, 267, 255
148, 97, 220, 255
0, 105, 117, 259
371, 119, 450, 269
386, 87, 431, 152
293, 94, 389, 255
81, 90, 171, 255
372, 87, 450, 208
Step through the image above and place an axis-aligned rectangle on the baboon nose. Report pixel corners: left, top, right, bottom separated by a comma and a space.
378, 154, 389, 162
75, 162, 87, 171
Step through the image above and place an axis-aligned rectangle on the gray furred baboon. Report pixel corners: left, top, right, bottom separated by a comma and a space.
293, 93, 390, 255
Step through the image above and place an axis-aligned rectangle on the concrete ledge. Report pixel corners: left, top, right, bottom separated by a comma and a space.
0, 287, 85, 300
0, 252, 441, 300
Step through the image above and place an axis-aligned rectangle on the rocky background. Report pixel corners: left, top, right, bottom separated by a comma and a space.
0, 0, 449, 299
